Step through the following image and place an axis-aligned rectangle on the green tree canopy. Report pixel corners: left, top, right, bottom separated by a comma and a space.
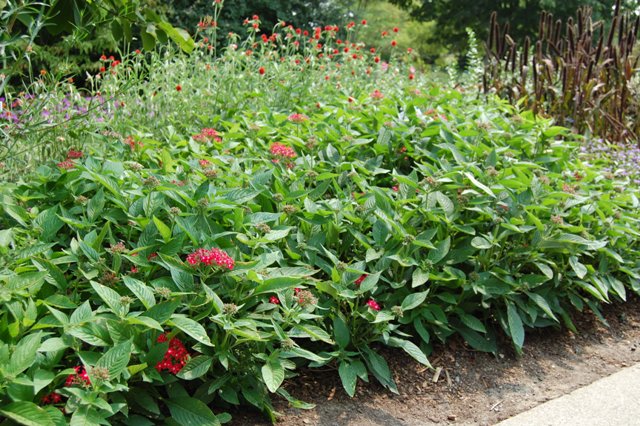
164, 0, 351, 40
387, 0, 636, 53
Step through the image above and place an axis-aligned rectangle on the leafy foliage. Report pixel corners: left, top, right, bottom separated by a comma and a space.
1, 5, 640, 425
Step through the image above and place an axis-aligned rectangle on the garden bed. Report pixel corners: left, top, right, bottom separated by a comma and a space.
234, 297, 640, 425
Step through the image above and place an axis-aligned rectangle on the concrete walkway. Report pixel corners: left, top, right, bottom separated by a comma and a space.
497, 363, 640, 426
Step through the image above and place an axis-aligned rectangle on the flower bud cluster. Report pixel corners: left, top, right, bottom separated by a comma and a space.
155, 334, 190, 374
186, 248, 235, 270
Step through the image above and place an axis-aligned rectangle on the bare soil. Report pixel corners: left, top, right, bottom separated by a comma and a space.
230, 297, 640, 425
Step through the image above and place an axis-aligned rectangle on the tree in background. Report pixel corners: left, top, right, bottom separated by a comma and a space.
164, 0, 350, 41
387, 0, 638, 54
0, 0, 192, 86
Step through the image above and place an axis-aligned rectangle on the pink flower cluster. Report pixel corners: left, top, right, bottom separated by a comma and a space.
56, 160, 75, 170
155, 334, 190, 374
186, 248, 235, 270
65, 366, 91, 387
193, 128, 222, 143
366, 299, 381, 311
288, 113, 308, 123
371, 89, 384, 100
270, 142, 296, 158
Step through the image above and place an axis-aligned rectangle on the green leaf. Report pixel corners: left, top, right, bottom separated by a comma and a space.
166, 396, 221, 426
338, 361, 358, 397
157, 22, 196, 53
455, 325, 496, 353
143, 299, 180, 324
471, 236, 492, 249
434, 191, 454, 215
427, 237, 450, 264
388, 337, 431, 367
401, 290, 429, 311
569, 256, 588, 279
465, 172, 495, 197
95, 340, 132, 381
0, 401, 54, 426
170, 316, 214, 346
253, 276, 302, 295
123, 276, 156, 309
506, 302, 525, 352
333, 316, 350, 349
534, 262, 554, 280
33, 369, 55, 394
176, 356, 212, 380
460, 313, 487, 333
153, 216, 172, 243
292, 325, 334, 344
362, 347, 398, 394
127, 315, 164, 331
527, 293, 559, 322
90, 281, 125, 316
411, 268, 429, 288
6, 332, 42, 377
261, 358, 285, 393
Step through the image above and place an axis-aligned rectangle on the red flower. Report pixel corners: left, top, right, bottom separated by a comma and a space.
100, 54, 107, 61
287, 113, 308, 123
193, 128, 222, 143
361, 19, 367, 25
355, 274, 368, 286
66, 149, 83, 159
259, 66, 265, 75
155, 335, 190, 374
176, 85, 182, 91
366, 299, 381, 311
57, 160, 75, 170
41, 392, 64, 406
393, 27, 399, 33
370, 89, 384, 100
186, 248, 235, 270
65, 366, 91, 387
269, 295, 280, 305
391, 40, 397, 47
409, 73, 415, 80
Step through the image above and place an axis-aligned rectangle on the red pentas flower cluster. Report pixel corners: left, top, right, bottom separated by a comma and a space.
41, 392, 64, 405
366, 299, 381, 311
287, 113, 308, 123
186, 248, 235, 270
269, 142, 297, 168
57, 148, 84, 169
155, 334, 190, 374
65, 366, 91, 387
193, 128, 222, 143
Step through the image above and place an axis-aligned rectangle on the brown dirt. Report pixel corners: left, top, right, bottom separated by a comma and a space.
230, 297, 640, 425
